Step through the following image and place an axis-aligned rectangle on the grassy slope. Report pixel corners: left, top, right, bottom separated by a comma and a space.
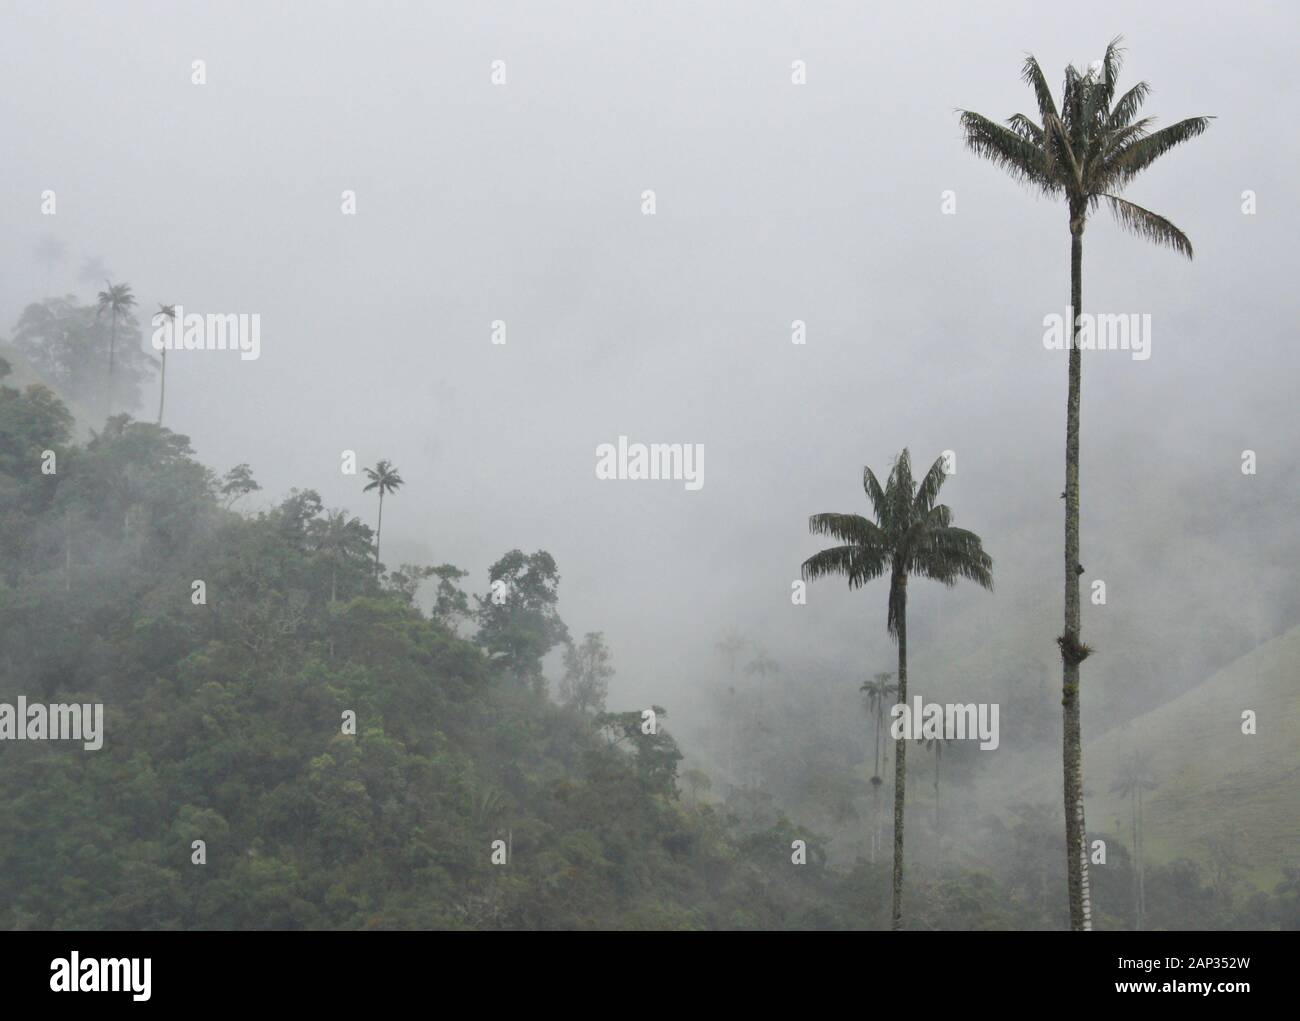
1083, 624, 1300, 891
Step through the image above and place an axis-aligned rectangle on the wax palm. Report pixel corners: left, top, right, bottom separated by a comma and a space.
153, 304, 176, 425
861, 671, 897, 864
362, 459, 404, 573
916, 736, 944, 832
1110, 750, 1157, 929
861, 672, 897, 783
96, 281, 137, 415
960, 37, 1210, 932
802, 448, 992, 930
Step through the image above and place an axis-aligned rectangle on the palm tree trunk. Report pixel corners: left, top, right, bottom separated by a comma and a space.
374, 490, 384, 573
934, 743, 941, 832
108, 311, 118, 416
1136, 787, 1146, 929
1063, 221, 1093, 931
891, 587, 908, 931
871, 704, 882, 864
156, 349, 166, 425
1130, 794, 1140, 928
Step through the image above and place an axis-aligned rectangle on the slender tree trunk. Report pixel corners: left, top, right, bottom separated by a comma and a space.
1136, 787, 1146, 929
1063, 221, 1093, 931
108, 311, 118, 416
1130, 794, 1140, 928
374, 491, 384, 573
891, 583, 908, 931
934, 744, 941, 832
871, 704, 882, 863
156, 349, 166, 425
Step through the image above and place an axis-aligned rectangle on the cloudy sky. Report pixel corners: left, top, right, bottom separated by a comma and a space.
3, 0, 1296, 735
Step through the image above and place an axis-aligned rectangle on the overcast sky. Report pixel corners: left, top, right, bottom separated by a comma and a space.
3, 0, 1296, 734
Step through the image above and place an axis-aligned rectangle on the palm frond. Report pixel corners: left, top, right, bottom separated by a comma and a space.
911, 526, 994, 590
1102, 194, 1193, 258
808, 512, 886, 548
1108, 116, 1213, 185
1020, 55, 1060, 126
1107, 80, 1150, 129
801, 543, 890, 589
1097, 36, 1126, 110
862, 466, 889, 526
958, 111, 1059, 195
912, 455, 949, 515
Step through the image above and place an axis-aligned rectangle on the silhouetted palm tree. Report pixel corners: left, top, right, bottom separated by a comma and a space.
862, 671, 897, 863
96, 281, 137, 415
1110, 750, 1157, 929
802, 449, 993, 929
362, 459, 404, 574
153, 304, 176, 425
960, 37, 1209, 931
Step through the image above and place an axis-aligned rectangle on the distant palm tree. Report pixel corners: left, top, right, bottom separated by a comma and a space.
960, 37, 1210, 932
96, 281, 137, 415
153, 304, 176, 425
1110, 750, 1157, 929
861, 671, 897, 863
362, 459, 404, 574
802, 449, 992, 930
862, 672, 897, 784
916, 736, 944, 831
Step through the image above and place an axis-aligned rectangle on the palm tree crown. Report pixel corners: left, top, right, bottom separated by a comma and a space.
362, 459, 404, 498
96, 281, 137, 319
802, 448, 993, 631
959, 36, 1211, 255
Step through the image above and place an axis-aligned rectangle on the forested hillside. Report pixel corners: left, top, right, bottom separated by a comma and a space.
0, 360, 877, 929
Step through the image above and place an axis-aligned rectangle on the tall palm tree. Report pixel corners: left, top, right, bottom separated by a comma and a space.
1110, 750, 1157, 929
802, 449, 993, 929
153, 304, 176, 425
861, 671, 897, 862
917, 736, 944, 831
960, 38, 1210, 931
96, 281, 137, 416
362, 459, 404, 574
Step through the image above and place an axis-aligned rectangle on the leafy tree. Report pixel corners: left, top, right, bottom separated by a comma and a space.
427, 563, 471, 633
597, 706, 683, 797
361, 459, 403, 574
308, 508, 372, 605
560, 631, 613, 715
11, 296, 153, 416
220, 463, 261, 509
474, 549, 569, 689
960, 37, 1210, 931
802, 448, 993, 930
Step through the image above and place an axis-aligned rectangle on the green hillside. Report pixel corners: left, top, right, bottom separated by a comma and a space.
1084, 625, 1300, 891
